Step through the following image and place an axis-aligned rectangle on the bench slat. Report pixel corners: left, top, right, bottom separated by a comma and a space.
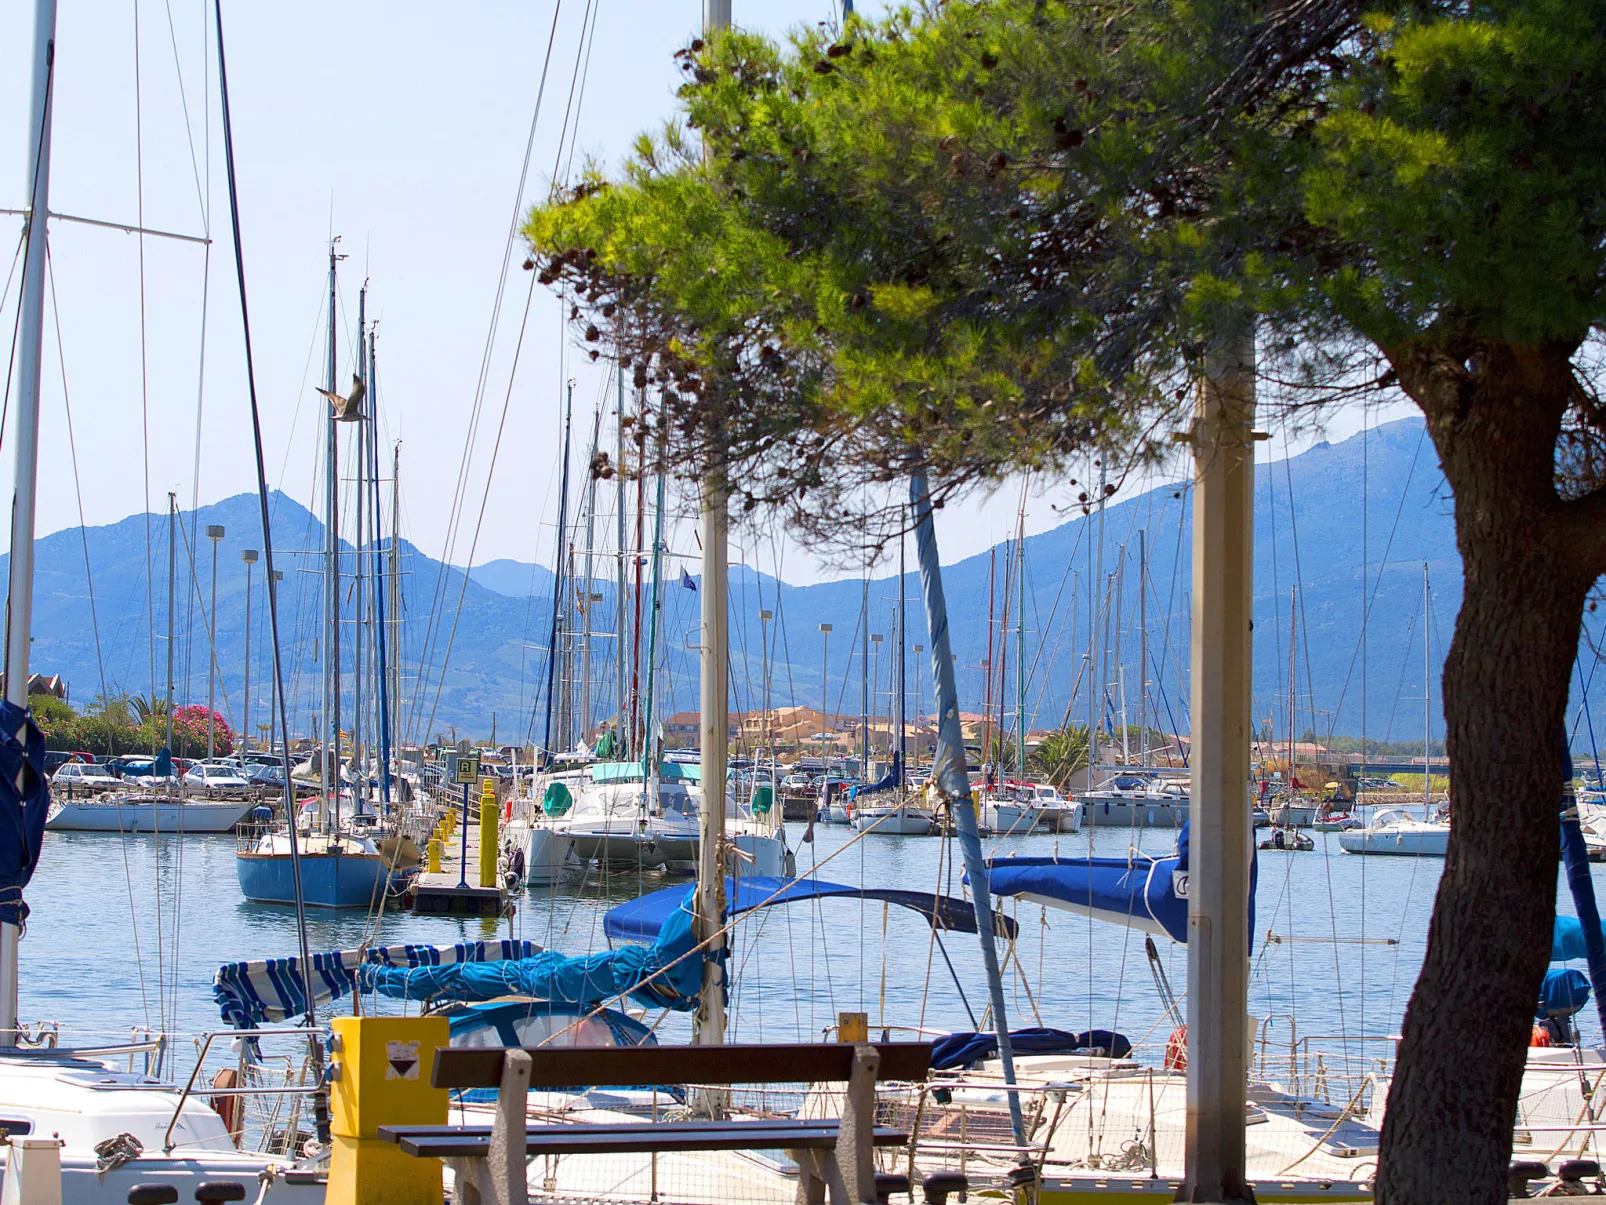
379, 1119, 845, 1143
431, 1042, 932, 1090
394, 1126, 908, 1159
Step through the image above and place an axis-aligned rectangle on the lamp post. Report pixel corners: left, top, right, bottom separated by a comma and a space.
818, 623, 833, 759
206, 524, 225, 757
913, 643, 925, 771
269, 569, 284, 757
241, 549, 258, 754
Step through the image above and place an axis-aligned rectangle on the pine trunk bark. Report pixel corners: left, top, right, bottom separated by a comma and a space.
1377, 338, 1595, 1205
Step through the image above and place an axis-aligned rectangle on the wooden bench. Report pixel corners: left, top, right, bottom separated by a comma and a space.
377, 1041, 933, 1205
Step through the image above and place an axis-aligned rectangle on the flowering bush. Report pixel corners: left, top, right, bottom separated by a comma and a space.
169, 705, 233, 758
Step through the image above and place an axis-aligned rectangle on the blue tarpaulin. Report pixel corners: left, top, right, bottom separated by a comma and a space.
364, 891, 708, 1011
848, 753, 902, 802
602, 876, 1018, 944
979, 822, 1256, 944
0, 702, 50, 928
215, 940, 542, 1029
1553, 915, 1605, 962
931, 1027, 1133, 1070
1540, 968, 1591, 1019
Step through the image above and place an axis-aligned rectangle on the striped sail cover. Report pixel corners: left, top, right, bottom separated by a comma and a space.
214, 939, 541, 1030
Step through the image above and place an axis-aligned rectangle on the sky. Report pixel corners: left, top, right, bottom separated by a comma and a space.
0, 1, 1414, 587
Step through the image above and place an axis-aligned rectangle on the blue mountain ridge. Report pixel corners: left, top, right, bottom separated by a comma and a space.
5, 416, 1499, 748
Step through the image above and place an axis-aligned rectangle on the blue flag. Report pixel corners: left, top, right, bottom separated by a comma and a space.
680, 568, 697, 592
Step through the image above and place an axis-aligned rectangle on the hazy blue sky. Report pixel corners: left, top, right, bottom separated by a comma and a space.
1, 1, 1407, 587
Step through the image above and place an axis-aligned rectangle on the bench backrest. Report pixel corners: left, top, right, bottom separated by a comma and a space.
431, 1041, 932, 1090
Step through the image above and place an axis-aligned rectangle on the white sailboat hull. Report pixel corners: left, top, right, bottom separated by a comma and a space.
1337, 824, 1449, 856
45, 797, 254, 833
853, 805, 936, 835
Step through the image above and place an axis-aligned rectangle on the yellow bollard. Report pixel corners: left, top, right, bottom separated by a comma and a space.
427, 839, 441, 875
479, 778, 498, 888
327, 1014, 449, 1205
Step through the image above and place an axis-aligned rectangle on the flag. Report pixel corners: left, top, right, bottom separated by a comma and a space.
680, 568, 697, 592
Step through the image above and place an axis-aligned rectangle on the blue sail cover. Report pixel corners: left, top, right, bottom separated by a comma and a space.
931, 1027, 1134, 1070
1554, 915, 1606, 962
848, 753, 902, 802
363, 889, 708, 1012
214, 939, 541, 1029
602, 876, 1018, 943
0, 702, 50, 928
981, 822, 1256, 943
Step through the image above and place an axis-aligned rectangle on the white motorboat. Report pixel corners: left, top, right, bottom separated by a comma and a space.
1025, 783, 1083, 833
1337, 808, 1450, 856
1079, 777, 1190, 830
45, 794, 255, 834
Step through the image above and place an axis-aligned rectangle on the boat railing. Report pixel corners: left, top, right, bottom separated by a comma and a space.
1255, 1019, 1400, 1105
163, 1025, 329, 1156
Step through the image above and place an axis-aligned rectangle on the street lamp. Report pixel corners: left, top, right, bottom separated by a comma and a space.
206, 524, 225, 757
818, 623, 833, 753
268, 568, 284, 754
241, 550, 258, 753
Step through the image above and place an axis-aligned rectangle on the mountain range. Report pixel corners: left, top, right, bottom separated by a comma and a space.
5, 416, 1484, 750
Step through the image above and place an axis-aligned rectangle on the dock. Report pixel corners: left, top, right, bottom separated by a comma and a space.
411, 777, 514, 918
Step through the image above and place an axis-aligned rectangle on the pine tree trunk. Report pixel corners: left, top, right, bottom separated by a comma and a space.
1377, 339, 1595, 1204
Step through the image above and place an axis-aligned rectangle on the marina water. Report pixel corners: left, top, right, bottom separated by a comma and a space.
24, 814, 1594, 1064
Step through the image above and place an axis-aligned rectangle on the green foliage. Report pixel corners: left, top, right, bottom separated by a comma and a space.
525, 0, 1606, 544
1028, 726, 1090, 789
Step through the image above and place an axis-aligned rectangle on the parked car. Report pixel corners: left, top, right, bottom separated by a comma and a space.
51, 761, 120, 789
181, 763, 250, 792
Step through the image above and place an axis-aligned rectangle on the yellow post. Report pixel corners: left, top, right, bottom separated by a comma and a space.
479, 777, 498, 888
838, 1011, 869, 1043
327, 1015, 449, 1205
427, 839, 441, 875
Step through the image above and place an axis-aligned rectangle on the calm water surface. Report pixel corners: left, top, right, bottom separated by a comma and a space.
20, 813, 1598, 1066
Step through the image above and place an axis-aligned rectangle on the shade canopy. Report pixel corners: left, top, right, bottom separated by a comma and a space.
602, 875, 1018, 944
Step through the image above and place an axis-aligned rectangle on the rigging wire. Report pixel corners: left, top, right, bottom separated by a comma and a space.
212, 0, 320, 1030
405, 0, 570, 745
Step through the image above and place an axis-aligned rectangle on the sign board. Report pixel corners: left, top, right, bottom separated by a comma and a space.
453, 754, 481, 785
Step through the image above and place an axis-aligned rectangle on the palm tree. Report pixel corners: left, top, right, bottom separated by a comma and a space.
130, 694, 169, 724
1029, 726, 1090, 790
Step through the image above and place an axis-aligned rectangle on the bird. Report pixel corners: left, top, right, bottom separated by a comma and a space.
317, 374, 365, 421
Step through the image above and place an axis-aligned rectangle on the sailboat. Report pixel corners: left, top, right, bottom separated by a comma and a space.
44, 498, 255, 834
234, 262, 415, 908
1339, 563, 1450, 857
0, 4, 329, 1198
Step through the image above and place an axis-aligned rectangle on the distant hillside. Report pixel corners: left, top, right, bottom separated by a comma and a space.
6, 416, 1497, 748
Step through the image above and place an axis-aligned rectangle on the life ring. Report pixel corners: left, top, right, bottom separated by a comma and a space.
209, 1067, 242, 1143
1165, 1024, 1188, 1070
1531, 1024, 1554, 1048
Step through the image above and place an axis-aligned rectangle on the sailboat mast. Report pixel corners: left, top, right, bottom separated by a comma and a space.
984, 549, 995, 786
0, 0, 58, 1046
860, 565, 870, 776
1424, 561, 1431, 818
388, 444, 401, 765
369, 329, 392, 807
1138, 528, 1147, 766
897, 518, 907, 773
166, 495, 177, 756
323, 244, 341, 832
352, 287, 366, 812
541, 382, 574, 762
1016, 510, 1026, 779
581, 407, 601, 746
615, 364, 628, 741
